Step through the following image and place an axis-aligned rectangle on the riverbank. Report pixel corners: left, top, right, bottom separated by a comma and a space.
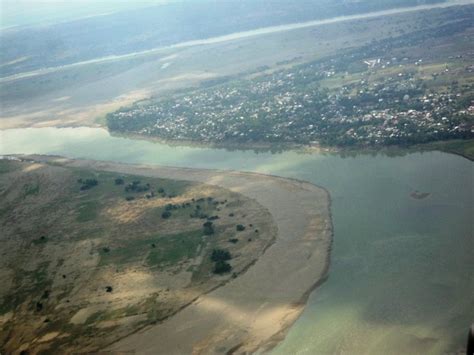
1, 156, 281, 353
16, 155, 333, 354
412, 139, 474, 161
109, 130, 474, 161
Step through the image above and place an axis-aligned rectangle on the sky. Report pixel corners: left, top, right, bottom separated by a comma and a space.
0, 0, 174, 29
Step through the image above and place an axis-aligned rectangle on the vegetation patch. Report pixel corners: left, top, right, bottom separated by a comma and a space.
0, 159, 275, 353
146, 230, 204, 267
76, 200, 100, 222
0, 160, 21, 174
98, 230, 204, 267
418, 139, 474, 161
22, 183, 40, 197
77, 178, 99, 191
210, 249, 232, 274
32, 235, 48, 245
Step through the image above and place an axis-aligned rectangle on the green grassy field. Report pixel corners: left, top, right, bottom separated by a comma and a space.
98, 229, 205, 268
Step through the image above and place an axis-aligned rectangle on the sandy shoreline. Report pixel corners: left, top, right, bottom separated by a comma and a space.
15, 154, 333, 354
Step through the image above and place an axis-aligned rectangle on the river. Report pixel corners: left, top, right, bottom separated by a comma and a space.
2, 0, 473, 84
1, 127, 473, 354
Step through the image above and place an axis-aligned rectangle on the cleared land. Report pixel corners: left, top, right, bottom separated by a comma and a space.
0, 157, 278, 353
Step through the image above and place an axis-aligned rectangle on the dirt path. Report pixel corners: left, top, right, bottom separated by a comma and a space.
22, 155, 333, 354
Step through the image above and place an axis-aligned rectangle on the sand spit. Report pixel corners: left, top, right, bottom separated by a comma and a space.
19, 155, 333, 354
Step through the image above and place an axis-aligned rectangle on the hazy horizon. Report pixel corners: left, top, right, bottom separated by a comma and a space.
1, 0, 458, 30
0, 0, 173, 29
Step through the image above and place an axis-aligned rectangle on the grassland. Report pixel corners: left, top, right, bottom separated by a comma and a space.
0, 158, 275, 354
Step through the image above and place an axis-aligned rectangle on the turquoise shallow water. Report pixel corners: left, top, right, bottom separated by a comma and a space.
1, 127, 473, 354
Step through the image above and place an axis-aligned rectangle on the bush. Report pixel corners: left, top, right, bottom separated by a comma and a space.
213, 260, 232, 274
79, 178, 98, 190
33, 235, 48, 245
125, 180, 150, 193
211, 249, 231, 262
85, 179, 98, 186
203, 221, 215, 235
236, 224, 245, 232
161, 211, 172, 219
115, 178, 124, 185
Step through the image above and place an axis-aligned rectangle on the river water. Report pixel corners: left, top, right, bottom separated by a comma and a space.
1, 127, 472, 354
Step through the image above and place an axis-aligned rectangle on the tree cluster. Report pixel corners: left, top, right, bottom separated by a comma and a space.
78, 178, 98, 191
210, 248, 232, 274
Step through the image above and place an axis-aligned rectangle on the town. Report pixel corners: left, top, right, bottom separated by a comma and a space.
107, 11, 473, 148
